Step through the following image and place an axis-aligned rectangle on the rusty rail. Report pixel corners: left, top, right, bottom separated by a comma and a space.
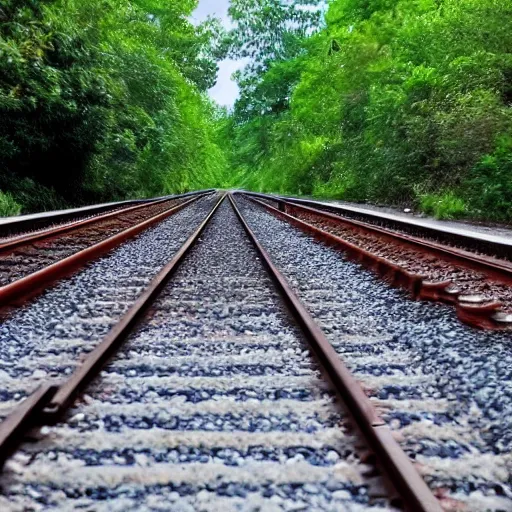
249, 191, 512, 261
0, 194, 226, 468
243, 193, 512, 330
0, 192, 211, 307
0, 384, 58, 470
0, 196, 176, 254
228, 193, 442, 511
0, 191, 441, 509
0, 190, 215, 239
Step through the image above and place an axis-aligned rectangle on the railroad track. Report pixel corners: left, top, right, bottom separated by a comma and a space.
0, 193, 510, 510
272, 194, 512, 261
243, 192, 512, 330
0, 191, 213, 308
0, 190, 215, 241
0, 203, 140, 245
0, 193, 220, 406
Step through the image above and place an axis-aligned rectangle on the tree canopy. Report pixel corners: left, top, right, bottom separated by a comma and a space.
220, 0, 512, 220
1, 0, 512, 222
0, 0, 228, 213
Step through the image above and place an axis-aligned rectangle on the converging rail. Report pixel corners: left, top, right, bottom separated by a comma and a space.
265, 193, 512, 260
242, 191, 512, 330
0, 193, 442, 511
0, 190, 509, 510
0, 191, 213, 308
0, 190, 215, 240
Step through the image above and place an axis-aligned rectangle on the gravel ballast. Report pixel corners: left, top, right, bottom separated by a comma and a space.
0, 200, 395, 511
237, 196, 512, 512
0, 197, 192, 287
0, 195, 219, 414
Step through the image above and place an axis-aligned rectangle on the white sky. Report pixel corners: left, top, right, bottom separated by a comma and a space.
193, 0, 246, 108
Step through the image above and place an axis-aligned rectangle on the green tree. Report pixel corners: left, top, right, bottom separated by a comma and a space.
0, 0, 112, 207
222, 0, 512, 221
0, 0, 227, 214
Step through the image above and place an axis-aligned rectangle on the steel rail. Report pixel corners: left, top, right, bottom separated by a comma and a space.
0, 193, 226, 469
244, 192, 512, 281
0, 384, 58, 470
0, 196, 178, 254
248, 191, 512, 260
0, 192, 211, 307
228, 193, 442, 512
0, 189, 216, 239
243, 193, 512, 330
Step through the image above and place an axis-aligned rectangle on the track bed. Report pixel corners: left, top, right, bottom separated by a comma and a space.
0, 193, 510, 511
0, 201, 394, 511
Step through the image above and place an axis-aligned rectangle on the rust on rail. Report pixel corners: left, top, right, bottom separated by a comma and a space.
0, 193, 210, 308
0, 196, 177, 254
284, 199, 512, 279
0, 383, 58, 469
0, 194, 225, 468
229, 193, 442, 512
244, 193, 512, 330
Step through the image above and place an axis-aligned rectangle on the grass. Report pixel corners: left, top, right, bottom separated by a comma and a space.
419, 192, 467, 220
0, 191, 22, 217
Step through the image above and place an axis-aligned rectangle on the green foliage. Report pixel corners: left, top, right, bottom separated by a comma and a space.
0, 0, 227, 215
419, 192, 466, 220
0, 0, 111, 199
220, 0, 512, 222
464, 136, 512, 221
4, 0, 512, 223
0, 190, 21, 217
228, 0, 323, 123
228, 0, 323, 66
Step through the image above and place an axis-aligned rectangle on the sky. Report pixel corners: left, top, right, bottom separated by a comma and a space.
193, 0, 245, 108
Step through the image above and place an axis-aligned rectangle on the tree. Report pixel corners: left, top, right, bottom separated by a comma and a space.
0, 0, 227, 214
228, 0, 323, 120
220, 0, 512, 220
0, 0, 112, 203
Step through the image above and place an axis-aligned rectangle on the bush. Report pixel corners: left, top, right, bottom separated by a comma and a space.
221, 0, 512, 224
463, 136, 512, 221
419, 192, 467, 220
0, 191, 22, 217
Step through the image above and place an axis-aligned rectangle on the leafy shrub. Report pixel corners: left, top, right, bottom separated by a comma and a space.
0, 191, 22, 217
0, 0, 225, 213
419, 192, 467, 220
463, 136, 512, 221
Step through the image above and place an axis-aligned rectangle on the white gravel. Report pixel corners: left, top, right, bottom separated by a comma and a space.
0, 200, 396, 511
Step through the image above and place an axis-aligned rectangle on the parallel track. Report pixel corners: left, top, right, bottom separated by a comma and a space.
268, 194, 512, 261
0, 194, 442, 511
0, 192, 212, 308
242, 192, 512, 330
0, 190, 215, 240
0, 196, 183, 252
